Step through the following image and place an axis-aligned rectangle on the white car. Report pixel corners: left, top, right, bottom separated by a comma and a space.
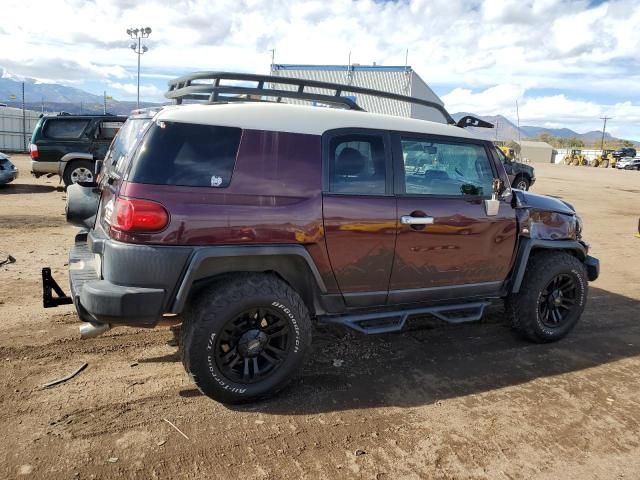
616, 156, 640, 170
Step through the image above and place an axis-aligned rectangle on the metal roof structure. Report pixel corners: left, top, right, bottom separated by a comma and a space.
270, 64, 446, 123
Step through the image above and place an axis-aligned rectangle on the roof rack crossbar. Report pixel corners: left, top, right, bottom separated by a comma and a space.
166, 71, 456, 124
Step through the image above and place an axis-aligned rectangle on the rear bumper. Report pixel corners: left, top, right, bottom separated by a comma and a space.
69, 232, 166, 326
31, 160, 60, 177
585, 255, 599, 282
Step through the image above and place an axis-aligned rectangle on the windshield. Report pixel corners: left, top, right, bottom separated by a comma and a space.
101, 117, 152, 179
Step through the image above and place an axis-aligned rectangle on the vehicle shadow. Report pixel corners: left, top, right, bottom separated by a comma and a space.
0, 184, 57, 194
221, 286, 640, 414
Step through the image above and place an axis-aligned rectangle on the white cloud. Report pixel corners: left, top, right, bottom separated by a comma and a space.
108, 82, 164, 100
0, 0, 639, 138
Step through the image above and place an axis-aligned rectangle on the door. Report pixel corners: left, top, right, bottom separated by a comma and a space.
388, 134, 517, 305
322, 129, 396, 308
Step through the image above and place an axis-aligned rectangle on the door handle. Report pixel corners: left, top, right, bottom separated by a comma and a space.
400, 215, 434, 225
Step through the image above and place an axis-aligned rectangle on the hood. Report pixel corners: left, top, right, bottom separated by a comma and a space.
511, 190, 575, 215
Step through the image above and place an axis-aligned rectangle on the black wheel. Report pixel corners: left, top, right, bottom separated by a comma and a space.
506, 252, 588, 343
513, 175, 530, 191
63, 160, 95, 186
181, 274, 312, 403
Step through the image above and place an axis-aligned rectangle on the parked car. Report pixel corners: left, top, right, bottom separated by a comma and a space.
44, 72, 599, 404
494, 145, 536, 190
29, 113, 126, 186
612, 147, 637, 160
0, 152, 18, 185
615, 156, 640, 170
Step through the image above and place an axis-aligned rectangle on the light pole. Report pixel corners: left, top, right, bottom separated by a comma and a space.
127, 27, 152, 109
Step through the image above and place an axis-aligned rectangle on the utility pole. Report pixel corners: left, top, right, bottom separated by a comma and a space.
600, 116, 611, 151
127, 27, 152, 109
21, 82, 26, 152
103, 91, 107, 114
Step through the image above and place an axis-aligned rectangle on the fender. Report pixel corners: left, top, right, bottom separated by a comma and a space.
59, 152, 94, 177
170, 245, 328, 314
508, 238, 587, 293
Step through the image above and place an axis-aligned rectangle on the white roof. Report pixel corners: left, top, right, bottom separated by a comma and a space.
157, 102, 480, 140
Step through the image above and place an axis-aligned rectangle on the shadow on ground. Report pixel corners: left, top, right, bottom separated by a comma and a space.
190, 286, 640, 414
0, 183, 58, 194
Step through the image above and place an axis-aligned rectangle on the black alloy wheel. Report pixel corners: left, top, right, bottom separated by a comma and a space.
215, 307, 292, 384
538, 274, 577, 328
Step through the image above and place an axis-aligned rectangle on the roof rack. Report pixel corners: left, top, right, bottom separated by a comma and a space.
166, 71, 467, 125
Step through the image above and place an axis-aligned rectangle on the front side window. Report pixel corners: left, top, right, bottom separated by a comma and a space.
400, 139, 494, 196
43, 119, 90, 139
328, 134, 387, 195
128, 121, 242, 188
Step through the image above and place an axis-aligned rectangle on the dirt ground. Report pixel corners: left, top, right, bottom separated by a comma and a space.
1, 154, 639, 480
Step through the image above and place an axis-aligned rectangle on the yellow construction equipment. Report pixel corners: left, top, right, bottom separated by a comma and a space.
591, 149, 614, 168
563, 149, 588, 166
498, 146, 516, 161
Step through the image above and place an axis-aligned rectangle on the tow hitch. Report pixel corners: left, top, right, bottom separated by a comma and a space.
42, 267, 73, 308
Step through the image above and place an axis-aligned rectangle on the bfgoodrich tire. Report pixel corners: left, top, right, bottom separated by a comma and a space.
181, 274, 312, 404
506, 252, 588, 343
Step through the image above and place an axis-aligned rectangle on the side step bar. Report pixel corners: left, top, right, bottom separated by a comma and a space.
320, 302, 489, 335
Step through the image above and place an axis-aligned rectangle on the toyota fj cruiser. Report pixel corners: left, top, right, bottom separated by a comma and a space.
30, 113, 126, 186
44, 73, 599, 404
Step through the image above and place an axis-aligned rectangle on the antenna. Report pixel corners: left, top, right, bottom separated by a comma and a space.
270, 49, 275, 73
403, 48, 410, 95
347, 50, 353, 84
516, 99, 521, 146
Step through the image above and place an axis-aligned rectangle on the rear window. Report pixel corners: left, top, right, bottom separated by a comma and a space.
43, 119, 90, 139
128, 121, 242, 188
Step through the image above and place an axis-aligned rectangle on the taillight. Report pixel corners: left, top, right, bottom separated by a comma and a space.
110, 197, 169, 233
29, 144, 39, 159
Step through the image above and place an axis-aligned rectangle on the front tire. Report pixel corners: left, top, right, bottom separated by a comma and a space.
506, 252, 588, 343
181, 274, 312, 404
513, 175, 530, 191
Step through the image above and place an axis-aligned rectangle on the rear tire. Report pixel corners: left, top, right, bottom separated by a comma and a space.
181, 274, 312, 404
505, 252, 588, 343
63, 160, 95, 186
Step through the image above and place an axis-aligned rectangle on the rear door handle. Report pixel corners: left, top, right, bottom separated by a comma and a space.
400, 215, 434, 225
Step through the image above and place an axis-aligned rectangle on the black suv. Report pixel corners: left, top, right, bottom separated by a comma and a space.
46, 72, 599, 404
612, 147, 636, 159
495, 146, 536, 190
30, 114, 126, 186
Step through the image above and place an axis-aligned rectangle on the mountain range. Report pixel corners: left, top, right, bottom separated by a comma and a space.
0, 76, 630, 143
451, 112, 619, 144
0, 76, 162, 115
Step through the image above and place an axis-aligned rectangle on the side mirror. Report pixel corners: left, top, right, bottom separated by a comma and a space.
484, 178, 504, 217
94, 160, 103, 177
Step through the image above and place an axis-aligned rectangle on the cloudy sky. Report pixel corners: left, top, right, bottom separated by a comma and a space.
2, 0, 640, 139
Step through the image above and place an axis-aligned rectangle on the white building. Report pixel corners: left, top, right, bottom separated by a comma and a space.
0, 105, 41, 152
270, 64, 446, 123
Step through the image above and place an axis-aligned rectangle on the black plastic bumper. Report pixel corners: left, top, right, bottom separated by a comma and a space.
585, 255, 599, 282
68, 233, 165, 326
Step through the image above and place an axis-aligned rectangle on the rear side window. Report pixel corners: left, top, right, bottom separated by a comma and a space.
43, 119, 90, 139
102, 118, 152, 177
328, 133, 387, 195
128, 122, 242, 188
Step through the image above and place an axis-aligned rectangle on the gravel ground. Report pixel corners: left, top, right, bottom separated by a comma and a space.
1, 154, 639, 479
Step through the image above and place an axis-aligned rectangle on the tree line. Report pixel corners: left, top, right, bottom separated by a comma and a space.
529, 133, 635, 150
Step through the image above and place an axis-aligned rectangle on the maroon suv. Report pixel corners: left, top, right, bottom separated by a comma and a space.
46, 73, 599, 404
